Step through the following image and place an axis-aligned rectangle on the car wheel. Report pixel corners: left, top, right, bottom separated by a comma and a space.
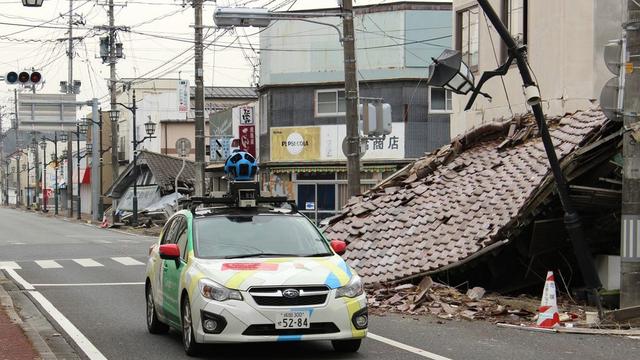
331, 339, 362, 353
146, 284, 169, 334
181, 296, 201, 356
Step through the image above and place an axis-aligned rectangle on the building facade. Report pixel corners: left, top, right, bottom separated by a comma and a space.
258, 1, 453, 223
450, 0, 623, 136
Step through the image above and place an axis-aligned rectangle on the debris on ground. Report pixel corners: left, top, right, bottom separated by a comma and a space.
367, 276, 589, 325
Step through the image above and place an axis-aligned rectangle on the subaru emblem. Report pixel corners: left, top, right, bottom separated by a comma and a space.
282, 289, 299, 298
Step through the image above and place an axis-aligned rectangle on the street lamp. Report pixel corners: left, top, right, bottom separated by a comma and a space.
59, 133, 68, 143
78, 118, 89, 135
428, 0, 603, 317
144, 120, 157, 137
108, 109, 120, 123
39, 139, 49, 212
428, 49, 476, 95
21, 0, 44, 7
213, 5, 361, 197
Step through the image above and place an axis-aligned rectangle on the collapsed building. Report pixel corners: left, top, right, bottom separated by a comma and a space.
324, 108, 622, 295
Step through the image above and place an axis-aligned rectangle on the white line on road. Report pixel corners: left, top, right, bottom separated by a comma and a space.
3, 269, 34, 290
0, 261, 21, 269
33, 282, 144, 287
30, 291, 107, 360
368, 332, 453, 360
35, 260, 63, 269
72, 258, 104, 267
111, 257, 144, 266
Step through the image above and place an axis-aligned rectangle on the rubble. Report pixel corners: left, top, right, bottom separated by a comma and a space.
366, 276, 589, 325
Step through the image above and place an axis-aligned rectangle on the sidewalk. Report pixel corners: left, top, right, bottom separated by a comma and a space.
0, 297, 39, 360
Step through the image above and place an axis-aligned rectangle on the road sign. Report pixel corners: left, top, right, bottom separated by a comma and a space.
175, 138, 191, 158
18, 93, 77, 131
211, 136, 233, 162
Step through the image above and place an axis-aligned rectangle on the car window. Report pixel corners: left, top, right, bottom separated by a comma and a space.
176, 220, 189, 261
193, 214, 332, 259
160, 218, 175, 245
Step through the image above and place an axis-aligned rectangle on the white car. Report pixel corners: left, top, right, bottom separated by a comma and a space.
145, 207, 368, 355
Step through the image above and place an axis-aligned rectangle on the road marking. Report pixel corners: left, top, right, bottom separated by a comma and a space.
33, 282, 145, 287
368, 332, 453, 360
111, 257, 144, 266
0, 261, 21, 270
35, 260, 63, 269
72, 258, 104, 267
30, 291, 108, 360
91, 240, 112, 244
3, 269, 34, 290
9, 242, 26, 245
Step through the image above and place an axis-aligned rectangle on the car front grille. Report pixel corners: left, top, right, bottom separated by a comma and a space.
242, 322, 340, 336
249, 285, 329, 306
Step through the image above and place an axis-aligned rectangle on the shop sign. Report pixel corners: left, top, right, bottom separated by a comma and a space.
270, 126, 321, 161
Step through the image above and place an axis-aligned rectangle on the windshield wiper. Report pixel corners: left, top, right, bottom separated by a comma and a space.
306, 253, 333, 257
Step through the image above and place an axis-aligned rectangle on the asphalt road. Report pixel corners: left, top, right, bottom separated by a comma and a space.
1, 208, 639, 360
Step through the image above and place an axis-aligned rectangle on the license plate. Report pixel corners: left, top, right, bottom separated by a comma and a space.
275, 311, 310, 329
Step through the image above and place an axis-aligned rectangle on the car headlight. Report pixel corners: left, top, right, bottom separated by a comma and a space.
199, 279, 243, 301
335, 276, 364, 298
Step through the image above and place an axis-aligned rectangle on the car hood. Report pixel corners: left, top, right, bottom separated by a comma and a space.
191, 255, 354, 291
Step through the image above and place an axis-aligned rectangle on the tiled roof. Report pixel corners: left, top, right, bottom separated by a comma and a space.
190, 86, 257, 99
137, 150, 196, 192
324, 109, 620, 285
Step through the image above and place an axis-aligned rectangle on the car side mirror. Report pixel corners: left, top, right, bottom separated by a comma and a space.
159, 244, 180, 260
330, 240, 347, 256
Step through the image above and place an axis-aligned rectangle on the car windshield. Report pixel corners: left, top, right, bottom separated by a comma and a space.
194, 214, 333, 259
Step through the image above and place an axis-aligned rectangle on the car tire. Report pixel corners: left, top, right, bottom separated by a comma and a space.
181, 295, 201, 356
331, 339, 362, 353
146, 284, 169, 334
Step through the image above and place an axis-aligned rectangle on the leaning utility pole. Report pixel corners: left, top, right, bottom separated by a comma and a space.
342, 0, 361, 197
622, 1, 640, 308
66, 0, 74, 217
194, 0, 206, 196
109, 0, 119, 216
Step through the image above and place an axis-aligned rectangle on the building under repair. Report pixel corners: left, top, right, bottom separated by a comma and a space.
324, 108, 622, 295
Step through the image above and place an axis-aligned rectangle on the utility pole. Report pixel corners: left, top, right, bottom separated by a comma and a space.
341, 0, 361, 197
622, 1, 640, 308
108, 0, 119, 220
67, 0, 74, 217
194, 0, 206, 196
13, 90, 20, 208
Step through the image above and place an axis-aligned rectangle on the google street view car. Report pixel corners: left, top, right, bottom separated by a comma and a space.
144, 151, 367, 355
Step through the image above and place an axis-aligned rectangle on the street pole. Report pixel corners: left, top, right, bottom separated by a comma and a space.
76, 125, 81, 220
67, 0, 74, 218
341, 0, 361, 198
194, 0, 206, 196
43, 144, 47, 211
26, 156, 30, 208
131, 90, 138, 227
476, 0, 603, 315
54, 133, 58, 215
109, 0, 119, 221
91, 99, 101, 221
13, 90, 20, 208
33, 136, 40, 211
622, 1, 640, 308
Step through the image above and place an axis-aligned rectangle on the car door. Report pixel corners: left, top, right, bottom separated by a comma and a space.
162, 216, 187, 326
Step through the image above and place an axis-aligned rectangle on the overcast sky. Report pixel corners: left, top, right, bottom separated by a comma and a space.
0, 0, 443, 129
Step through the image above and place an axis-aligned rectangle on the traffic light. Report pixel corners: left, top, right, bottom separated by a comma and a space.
5, 70, 43, 86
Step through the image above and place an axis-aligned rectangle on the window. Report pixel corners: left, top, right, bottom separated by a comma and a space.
315, 89, 346, 117
457, 6, 479, 69
176, 221, 189, 261
505, 0, 527, 45
160, 218, 175, 245
429, 87, 453, 113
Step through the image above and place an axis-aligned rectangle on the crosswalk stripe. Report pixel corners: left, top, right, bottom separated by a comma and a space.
111, 257, 144, 266
0, 261, 21, 269
35, 260, 63, 269
72, 258, 104, 267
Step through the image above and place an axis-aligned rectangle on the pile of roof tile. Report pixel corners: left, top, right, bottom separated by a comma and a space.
325, 108, 621, 285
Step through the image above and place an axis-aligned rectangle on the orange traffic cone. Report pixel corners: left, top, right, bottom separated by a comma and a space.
100, 215, 109, 228
536, 271, 560, 328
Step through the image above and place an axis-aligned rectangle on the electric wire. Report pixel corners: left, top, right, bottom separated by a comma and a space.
483, 11, 514, 117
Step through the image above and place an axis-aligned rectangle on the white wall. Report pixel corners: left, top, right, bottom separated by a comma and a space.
450, 0, 623, 138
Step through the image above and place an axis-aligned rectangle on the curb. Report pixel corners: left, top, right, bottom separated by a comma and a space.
0, 271, 57, 360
